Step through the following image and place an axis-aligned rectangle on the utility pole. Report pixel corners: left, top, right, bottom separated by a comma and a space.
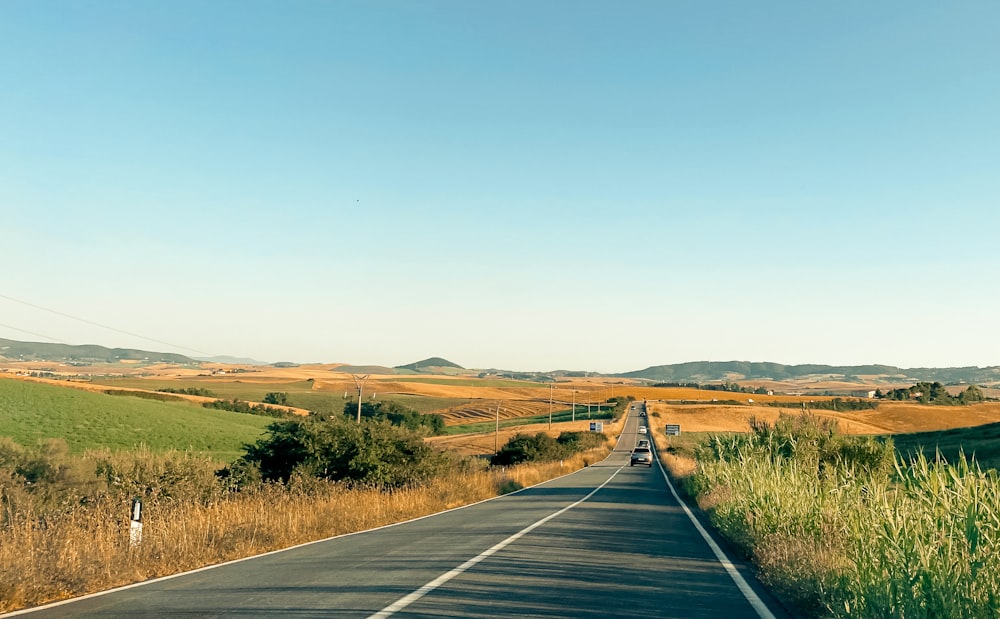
352, 374, 370, 423
572, 389, 576, 422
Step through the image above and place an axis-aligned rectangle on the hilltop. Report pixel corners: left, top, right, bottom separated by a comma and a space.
395, 357, 465, 372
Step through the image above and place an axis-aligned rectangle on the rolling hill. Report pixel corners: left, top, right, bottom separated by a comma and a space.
395, 357, 465, 372
0, 338, 195, 365
619, 361, 1000, 385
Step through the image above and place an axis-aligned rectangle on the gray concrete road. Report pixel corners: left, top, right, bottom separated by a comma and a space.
6, 402, 789, 618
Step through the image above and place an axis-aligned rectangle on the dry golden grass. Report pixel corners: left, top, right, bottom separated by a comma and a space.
645, 400, 1000, 437
0, 479, 482, 612
0, 441, 616, 615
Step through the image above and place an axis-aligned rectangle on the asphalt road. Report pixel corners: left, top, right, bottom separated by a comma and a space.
7, 403, 789, 618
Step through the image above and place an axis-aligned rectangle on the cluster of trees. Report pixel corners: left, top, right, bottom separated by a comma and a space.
654, 381, 771, 395
605, 396, 636, 420
344, 400, 446, 435
490, 431, 607, 466
219, 416, 451, 489
769, 398, 879, 412
202, 399, 288, 418
876, 382, 985, 405
158, 387, 216, 397
104, 389, 185, 403
263, 392, 289, 405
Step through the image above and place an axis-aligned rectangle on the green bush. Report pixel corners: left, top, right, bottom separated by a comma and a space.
556, 431, 607, 451
491, 433, 565, 466
490, 431, 607, 466
104, 389, 185, 402
343, 400, 445, 435
203, 399, 288, 418
263, 392, 289, 405
224, 417, 451, 489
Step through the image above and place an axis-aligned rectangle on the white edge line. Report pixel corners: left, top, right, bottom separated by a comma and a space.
3, 420, 631, 618
367, 465, 624, 619
653, 443, 778, 619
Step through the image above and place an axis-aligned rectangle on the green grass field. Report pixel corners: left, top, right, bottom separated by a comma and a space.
0, 379, 271, 461
891, 422, 1000, 471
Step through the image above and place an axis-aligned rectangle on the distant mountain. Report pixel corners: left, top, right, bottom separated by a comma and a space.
395, 357, 465, 372
0, 338, 195, 365
618, 361, 1000, 385
195, 355, 269, 365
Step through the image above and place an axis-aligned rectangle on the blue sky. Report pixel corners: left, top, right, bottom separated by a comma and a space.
2, 1, 998, 372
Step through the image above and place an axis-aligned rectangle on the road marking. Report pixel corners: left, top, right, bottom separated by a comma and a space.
367, 466, 624, 619
654, 451, 778, 619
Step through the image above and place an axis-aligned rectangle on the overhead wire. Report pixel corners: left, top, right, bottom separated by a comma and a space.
0, 322, 66, 343
0, 292, 214, 356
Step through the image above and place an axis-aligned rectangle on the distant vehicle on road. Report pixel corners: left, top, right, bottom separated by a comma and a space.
637, 426, 647, 434
630, 447, 653, 467
639, 411, 646, 417
636, 439, 650, 449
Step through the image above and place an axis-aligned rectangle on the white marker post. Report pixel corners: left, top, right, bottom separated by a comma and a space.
129, 497, 143, 547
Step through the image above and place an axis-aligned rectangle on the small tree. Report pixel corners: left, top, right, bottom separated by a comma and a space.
958, 385, 985, 405
263, 392, 289, 406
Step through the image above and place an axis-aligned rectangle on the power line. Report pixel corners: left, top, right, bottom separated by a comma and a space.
0, 322, 67, 344
0, 293, 213, 356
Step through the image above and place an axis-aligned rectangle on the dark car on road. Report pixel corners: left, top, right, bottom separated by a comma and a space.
630, 447, 653, 467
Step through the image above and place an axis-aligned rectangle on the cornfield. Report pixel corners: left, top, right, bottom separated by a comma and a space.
686, 414, 1000, 617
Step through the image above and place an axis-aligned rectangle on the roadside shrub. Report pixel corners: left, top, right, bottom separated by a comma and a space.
491, 431, 607, 466
93, 446, 223, 504
224, 417, 451, 489
491, 433, 565, 466
556, 431, 607, 451
0, 438, 105, 520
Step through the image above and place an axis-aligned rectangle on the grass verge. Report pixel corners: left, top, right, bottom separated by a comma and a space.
656, 413, 1000, 618
0, 442, 611, 614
